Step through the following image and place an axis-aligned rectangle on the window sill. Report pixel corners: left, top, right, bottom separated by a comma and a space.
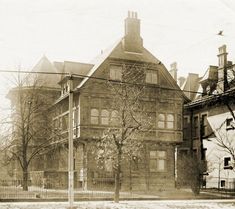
149, 170, 167, 173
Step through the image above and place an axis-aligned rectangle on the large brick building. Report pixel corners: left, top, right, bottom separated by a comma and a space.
8, 12, 187, 192
45, 12, 187, 192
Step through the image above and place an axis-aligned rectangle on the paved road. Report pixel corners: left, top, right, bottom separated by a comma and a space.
0, 200, 235, 209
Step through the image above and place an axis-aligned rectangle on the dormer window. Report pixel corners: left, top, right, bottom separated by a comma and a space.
146, 70, 158, 84
110, 65, 122, 80
61, 81, 69, 96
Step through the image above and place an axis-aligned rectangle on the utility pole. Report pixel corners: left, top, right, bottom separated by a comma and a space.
68, 75, 75, 209
218, 159, 221, 191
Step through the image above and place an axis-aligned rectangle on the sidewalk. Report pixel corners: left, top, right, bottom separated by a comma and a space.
1, 199, 235, 209
1, 188, 231, 202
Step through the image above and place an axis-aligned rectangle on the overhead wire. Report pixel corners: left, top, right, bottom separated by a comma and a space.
0, 69, 232, 97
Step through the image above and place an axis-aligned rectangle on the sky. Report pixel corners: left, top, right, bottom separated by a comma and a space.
0, 0, 235, 108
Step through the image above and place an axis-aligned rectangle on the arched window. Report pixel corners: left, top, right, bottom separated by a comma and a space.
158, 114, 165, 128
101, 109, 109, 125
167, 114, 174, 129
91, 109, 99, 124
110, 110, 119, 125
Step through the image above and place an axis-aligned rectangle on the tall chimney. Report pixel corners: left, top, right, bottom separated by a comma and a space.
123, 11, 143, 53
169, 62, 178, 81
217, 45, 229, 92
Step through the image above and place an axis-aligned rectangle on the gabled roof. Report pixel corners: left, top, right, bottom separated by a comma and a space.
77, 38, 122, 89
109, 39, 160, 63
75, 37, 187, 101
77, 38, 169, 88
181, 73, 200, 101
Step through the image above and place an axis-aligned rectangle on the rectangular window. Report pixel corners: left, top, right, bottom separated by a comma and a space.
201, 114, 208, 137
73, 108, 78, 127
146, 70, 158, 84
101, 109, 109, 125
183, 116, 189, 140
91, 109, 99, 124
193, 116, 199, 138
221, 180, 226, 187
224, 157, 232, 169
105, 158, 113, 172
149, 150, 166, 172
62, 114, 68, 131
167, 114, 174, 129
226, 118, 235, 130
110, 65, 122, 80
61, 81, 69, 96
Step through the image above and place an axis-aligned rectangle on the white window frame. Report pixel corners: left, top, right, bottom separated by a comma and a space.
91, 109, 99, 125
101, 109, 109, 125
166, 114, 174, 129
146, 70, 158, 84
157, 113, 175, 129
158, 113, 165, 129
110, 110, 119, 125
110, 65, 122, 81
149, 150, 167, 172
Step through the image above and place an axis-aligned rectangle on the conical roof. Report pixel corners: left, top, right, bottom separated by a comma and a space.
29, 56, 60, 88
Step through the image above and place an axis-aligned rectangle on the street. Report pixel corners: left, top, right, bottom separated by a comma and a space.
0, 200, 235, 209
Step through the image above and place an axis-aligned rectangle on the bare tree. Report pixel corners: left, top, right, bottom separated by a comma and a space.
213, 119, 235, 170
95, 63, 152, 202
1, 73, 60, 191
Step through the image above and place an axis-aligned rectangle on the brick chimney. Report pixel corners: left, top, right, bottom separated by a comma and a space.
217, 45, 229, 92
178, 76, 186, 88
169, 62, 178, 81
123, 11, 143, 53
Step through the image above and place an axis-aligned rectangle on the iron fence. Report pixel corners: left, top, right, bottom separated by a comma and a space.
0, 171, 176, 200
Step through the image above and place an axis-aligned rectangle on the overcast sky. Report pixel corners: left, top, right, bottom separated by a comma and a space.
0, 0, 235, 107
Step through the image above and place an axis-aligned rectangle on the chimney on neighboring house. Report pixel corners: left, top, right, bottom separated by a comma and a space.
178, 76, 186, 88
217, 45, 229, 92
169, 62, 178, 81
123, 11, 143, 53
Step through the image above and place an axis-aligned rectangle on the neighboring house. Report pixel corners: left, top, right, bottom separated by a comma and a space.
45, 11, 186, 191
180, 45, 235, 190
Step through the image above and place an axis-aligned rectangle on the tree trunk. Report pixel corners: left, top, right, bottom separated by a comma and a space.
129, 158, 132, 193
22, 168, 29, 191
114, 149, 121, 203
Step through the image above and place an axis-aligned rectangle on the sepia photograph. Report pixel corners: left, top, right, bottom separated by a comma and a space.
0, 0, 235, 208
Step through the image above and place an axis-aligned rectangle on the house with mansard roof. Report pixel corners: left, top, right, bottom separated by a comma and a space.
179, 45, 235, 190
